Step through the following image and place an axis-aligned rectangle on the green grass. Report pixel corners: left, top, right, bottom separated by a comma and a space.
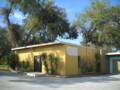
0, 65, 9, 71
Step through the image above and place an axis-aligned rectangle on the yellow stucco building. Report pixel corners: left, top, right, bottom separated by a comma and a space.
12, 41, 97, 76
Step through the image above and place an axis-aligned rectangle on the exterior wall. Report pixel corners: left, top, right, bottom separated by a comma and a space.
100, 55, 109, 74
64, 45, 97, 75
16, 44, 66, 75
108, 56, 120, 74
16, 48, 34, 70
32, 45, 66, 75
16, 44, 97, 76
65, 45, 79, 75
113, 60, 120, 73
78, 46, 97, 74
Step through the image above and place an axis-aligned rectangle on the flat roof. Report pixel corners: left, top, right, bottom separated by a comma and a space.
11, 41, 79, 51
106, 52, 120, 56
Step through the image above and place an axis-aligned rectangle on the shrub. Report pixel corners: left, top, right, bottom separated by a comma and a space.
0, 57, 7, 65
48, 54, 55, 74
19, 61, 30, 72
80, 60, 95, 73
7, 52, 19, 70
48, 54, 59, 75
40, 53, 49, 73
41, 53, 59, 75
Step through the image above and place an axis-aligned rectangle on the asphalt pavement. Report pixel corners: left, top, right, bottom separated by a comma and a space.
0, 71, 120, 90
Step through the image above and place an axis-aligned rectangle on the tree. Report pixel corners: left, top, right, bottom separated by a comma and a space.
0, 0, 78, 67
0, 0, 78, 47
0, 4, 24, 47
0, 27, 11, 65
104, 6, 120, 48
22, 0, 78, 45
0, 28, 11, 58
74, 0, 120, 48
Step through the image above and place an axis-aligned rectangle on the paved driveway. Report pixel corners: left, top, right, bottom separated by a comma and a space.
0, 71, 120, 90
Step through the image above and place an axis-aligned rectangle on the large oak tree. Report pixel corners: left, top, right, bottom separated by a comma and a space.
0, 0, 78, 47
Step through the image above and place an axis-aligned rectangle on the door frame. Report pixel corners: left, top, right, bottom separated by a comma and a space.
109, 56, 120, 73
34, 55, 42, 72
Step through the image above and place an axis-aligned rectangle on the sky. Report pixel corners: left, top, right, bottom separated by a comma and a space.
0, 0, 120, 45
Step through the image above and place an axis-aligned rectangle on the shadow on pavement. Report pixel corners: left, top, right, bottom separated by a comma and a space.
0, 71, 18, 77
8, 73, 120, 88
1, 71, 120, 88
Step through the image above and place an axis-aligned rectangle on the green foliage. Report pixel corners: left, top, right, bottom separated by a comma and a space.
41, 53, 47, 60
41, 53, 59, 75
0, 56, 9, 65
19, 61, 30, 72
80, 60, 96, 73
48, 54, 55, 74
8, 24, 24, 47
40, 53, 49, 73
6, 52, 19, 70
0, 0, 77, 66
53, 57, 59, 73
0, 65, 9, 71
48, 54, 59, 74
0, 28, 11, 59
74, 0, 120, 48
0, 0, 78, 48
22, 0, 78, 44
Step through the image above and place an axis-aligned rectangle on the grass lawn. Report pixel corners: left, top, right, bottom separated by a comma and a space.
0, 65, 9, 71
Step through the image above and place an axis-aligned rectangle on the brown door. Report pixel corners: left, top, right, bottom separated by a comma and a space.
34, 56, 42, 72
113, 60, 120, 73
